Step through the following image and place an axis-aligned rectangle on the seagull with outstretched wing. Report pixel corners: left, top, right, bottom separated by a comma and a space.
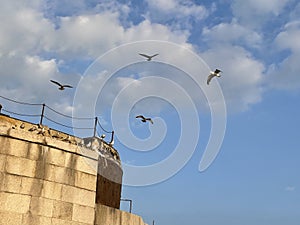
136, 115, 153, 124
207, 69, 222, 85
139, 53, 159, 61
50, 80, 73, 90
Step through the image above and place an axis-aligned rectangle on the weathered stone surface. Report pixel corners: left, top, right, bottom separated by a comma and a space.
96, 156, 122, 208
45, 148, 66, 167
1, 137, 28, 158
51, 218, 73, 225
52, 200, 73, 220
0, 192, 31, 213
95, 204, 148, 225
0, 154, 6, 172
41, 180, 63, 200
45, 164, 75, 185
0, 116, 150, 225
26, 144, 45, 161
30, 197, 54, 217
0, 210, 23, 225
121, 209, 144, 225
61, 185, 95, 207
5, 155, 36, 177
22, 214, 52, 225
95, 204, 121, 225
72, 204, 95, 224
74, 171, 97, 191
20, 177, 43, 196
65, 151, 98, 175
0, 173, 21, 193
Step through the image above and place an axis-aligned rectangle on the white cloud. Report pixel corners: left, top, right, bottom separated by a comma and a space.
44, 14, 189, 60
275, 21, 300, 52
200, 17, 265, 112
146, 0, 206, 18
231, 0, 291, 28
145, 0, 207, 29
267, 20, 300, 90
0, 1, 54, 55
201, 45, 264, 112
42, 0, 130, 20
49, 13, 125, 58
2, 0, 297, 123
0, 0, 190, 109
202, 19, 262, 48
124, 20, 189, 44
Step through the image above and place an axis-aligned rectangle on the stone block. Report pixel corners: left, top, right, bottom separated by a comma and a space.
0, 173, 21, 193
0, 154, 6, 172
0, 138, 7, 155
72, 204, 95, 224
2, 138, 29, 158
0, 210, 22, 225
41, 180, 63, 200
65, 152, 97, 175
5, 155, 37, 177
34, 160, 46, 179
72, 222, 92, 225
26, 144, 44, 161
94, 204, 121, 225
61, 185, 95, 207
74, 171, 96, 191
30, 196, 54, 217
71, 222, 92, 225
45, 148, 66, 167
0, 172, 3, 186
121, 209, 142, 225
0, 192, 31, 213
51, 218, 73, 225
45, 164, 75, 185
22, 214, 52, 225
20, 177, 43, 197
52, 200, 73, 220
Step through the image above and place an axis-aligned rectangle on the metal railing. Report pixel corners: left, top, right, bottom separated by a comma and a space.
0, 95, 114, 140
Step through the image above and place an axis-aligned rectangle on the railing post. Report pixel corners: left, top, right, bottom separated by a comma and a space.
110, 130, 114, 144
39, 103, 45, 125
121, 199, 132, 213
129, 198, 132, 213
93, 117, 98, 137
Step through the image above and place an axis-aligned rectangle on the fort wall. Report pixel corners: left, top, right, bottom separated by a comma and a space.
0, 114, 147, 225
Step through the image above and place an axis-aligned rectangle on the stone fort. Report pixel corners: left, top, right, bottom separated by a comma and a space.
0, 113, 148, 225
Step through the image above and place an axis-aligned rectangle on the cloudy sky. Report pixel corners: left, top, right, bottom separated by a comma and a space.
0, 0, 300, 225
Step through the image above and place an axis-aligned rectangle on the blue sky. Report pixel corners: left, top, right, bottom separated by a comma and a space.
0, 0, 300, 224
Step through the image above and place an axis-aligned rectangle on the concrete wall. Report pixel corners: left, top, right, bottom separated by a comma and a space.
95, 204, 148, 225
96, 155, 122, 208
0, 115, 147, 225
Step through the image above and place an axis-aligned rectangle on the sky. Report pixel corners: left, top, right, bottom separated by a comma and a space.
0, 0, 300, 224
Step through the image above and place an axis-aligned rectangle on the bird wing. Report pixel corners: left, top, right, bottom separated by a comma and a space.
50, 80, 62, 87
150, 54, 158, 58
146, 118, 154, 124
207, 74, 215, 85
136, 115, 145, 119
139, 53, 150, 59
214, 69, 222, 74
62, 85, 73, 88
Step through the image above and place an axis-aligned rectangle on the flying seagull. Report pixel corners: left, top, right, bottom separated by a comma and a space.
139, 53, 159, 61
207, 69, 222, 85
136, 115, 153, 124
50, 80, 73, 90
